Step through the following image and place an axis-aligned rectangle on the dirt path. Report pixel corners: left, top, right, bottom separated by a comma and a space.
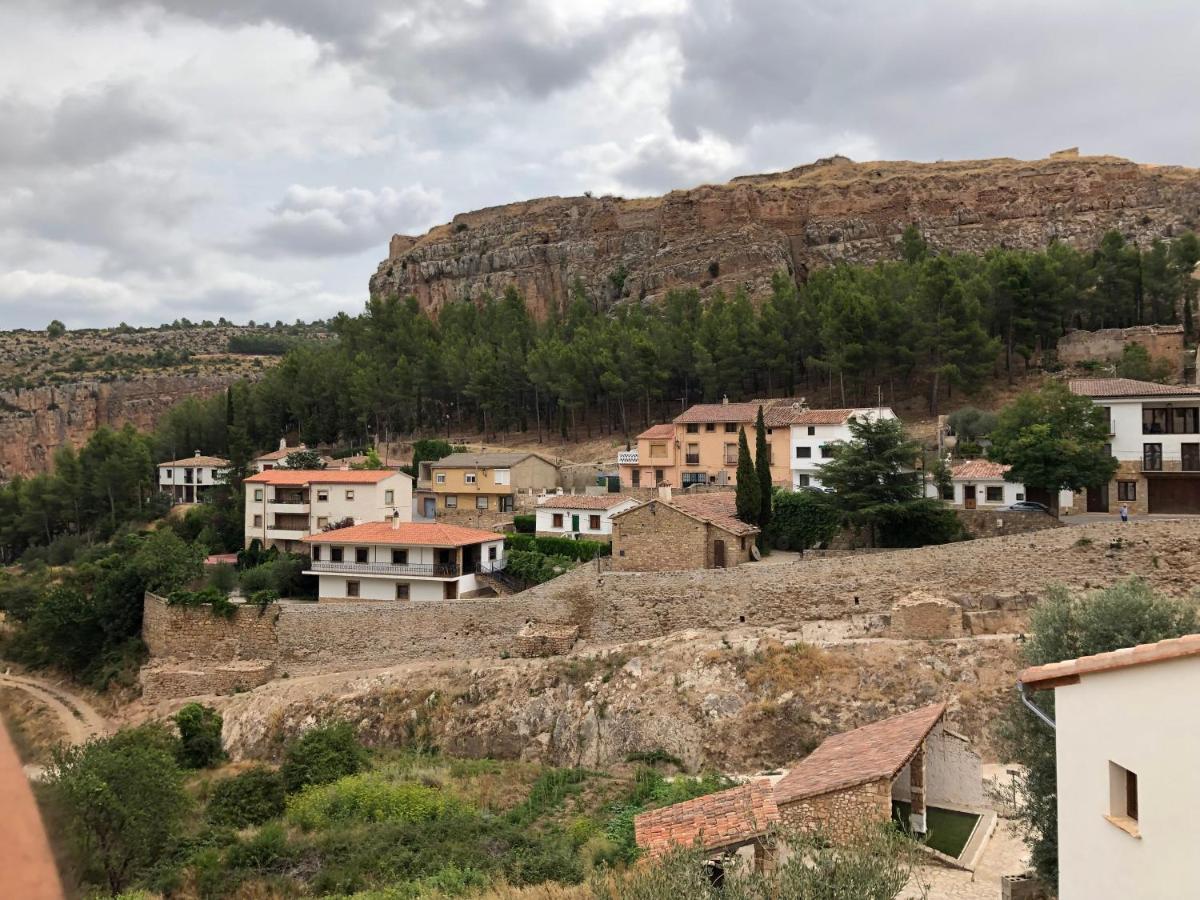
0, 671, 109, 751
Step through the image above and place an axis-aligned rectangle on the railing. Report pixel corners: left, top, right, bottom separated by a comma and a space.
617, 450, 639, 465
475, 558, 507, 574
309, 561, 460, 577
685, 454, 701, 465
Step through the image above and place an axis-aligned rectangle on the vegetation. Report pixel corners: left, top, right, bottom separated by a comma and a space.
1115, 342, 1174, 383
283, 448, 326, 469
205, 767, 286, 827
733, 427, 760, 526
753, 406, 772, 542
280, 722, 371, 794
989, 381, 1119, 514
996, 579, 1197, 887
507, 534, 610, 561
768, 489, 840, 550
505, 549, 577, 585
173, 703, 225, 769
512, 514, 536, 533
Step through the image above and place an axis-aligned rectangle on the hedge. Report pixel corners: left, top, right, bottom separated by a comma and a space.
505, 533, 610, 560
512, 514, 536, 534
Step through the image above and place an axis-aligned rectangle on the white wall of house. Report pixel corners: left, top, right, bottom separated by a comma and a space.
953, 478, 1023, 507
535, 500, 639, 537
890, 724, 983, 810
789, 408, 896, 490
1102, 397, 1200, 465
1053, 655, 1200, 900
315, 574, 446, 601
243, 472, 413, 548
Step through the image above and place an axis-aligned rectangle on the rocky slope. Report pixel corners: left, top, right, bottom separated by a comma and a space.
370, 152, 1200, 318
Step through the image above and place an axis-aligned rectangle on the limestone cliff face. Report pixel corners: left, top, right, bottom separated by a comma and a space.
0, 374, 240, 479
370, 153, 1200, 317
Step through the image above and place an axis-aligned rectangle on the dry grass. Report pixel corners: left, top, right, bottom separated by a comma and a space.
737, 641, 850, 697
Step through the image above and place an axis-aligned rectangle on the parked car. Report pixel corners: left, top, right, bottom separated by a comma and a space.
1006, 500, 1050, 513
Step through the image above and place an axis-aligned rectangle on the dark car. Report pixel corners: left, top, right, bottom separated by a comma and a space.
1006, 500, 1050, 513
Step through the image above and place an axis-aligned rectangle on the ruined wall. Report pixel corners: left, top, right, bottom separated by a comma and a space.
891, 594, 965, 640
777, 779, 892, 842
1057, 324, 1185, 374
143, 593, 281, 661
956, 508, 1063, 539
141, 660, 275, 704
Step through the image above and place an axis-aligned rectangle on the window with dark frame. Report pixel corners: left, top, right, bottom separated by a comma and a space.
396, 584, 410, 600
986, 486, 1004, 503
1183, 443, 1200, 471
589, 514, 601, 529
392, 548, 408, 565
331, 547, 343, 562
346, 580, 360, 598
1143, 443, 1163, 471
807, 426, 815, 435
820, 445, 834, 459
552, 513, 564, 528
725, 423, 737, 433
1118, 481, 1137, 501
686, 423, 699, 433
706, 423, 715, 432
796, 446, 812, 458
355, 547, 369, 564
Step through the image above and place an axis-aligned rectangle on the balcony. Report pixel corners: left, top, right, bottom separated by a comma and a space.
685, 453, 701, 466
617, 450, 639, 465
266, 528, 307, 541
308, 560, 461, 578
269, 501, 310, 514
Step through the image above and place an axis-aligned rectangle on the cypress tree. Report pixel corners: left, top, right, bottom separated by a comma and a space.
754, 405, 772, 538
734, 426, 760, 525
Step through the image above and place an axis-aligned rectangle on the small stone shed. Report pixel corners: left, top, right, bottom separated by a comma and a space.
634, 703, 983, 867
610, 489, 759, 572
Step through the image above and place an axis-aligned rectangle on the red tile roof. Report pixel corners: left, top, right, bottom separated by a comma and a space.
951, 459, 1010, 480
674, 402, 768, 424
1068, 378, 1200, 398
159, 455, 229, 468
637, 423, 676, 440
667, 492, 760, 537
634, 781, 780, 857
539, 494, 636, 510
1020, 633, 1200, 690
244, 469, 402, 485
773, 704, 946, 804
303, 521, 501, 547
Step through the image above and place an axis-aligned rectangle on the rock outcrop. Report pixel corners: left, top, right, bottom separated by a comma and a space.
370, 153, 1200, 318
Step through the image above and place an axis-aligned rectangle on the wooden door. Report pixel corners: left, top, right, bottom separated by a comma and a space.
443, 580, 457, 599
1086, 483, 1110, 513
713, 539, 726, 568
963, 485, 977, 510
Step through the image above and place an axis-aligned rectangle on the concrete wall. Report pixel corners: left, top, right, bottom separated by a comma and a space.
790, 408, 896, 490
535, 500, 638, 538
244, 472, 412, 549
1053, 654, 1200, 900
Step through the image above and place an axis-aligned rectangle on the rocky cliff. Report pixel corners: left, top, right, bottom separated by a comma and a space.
370, 152, 1200, 318
0, 374, 240, 479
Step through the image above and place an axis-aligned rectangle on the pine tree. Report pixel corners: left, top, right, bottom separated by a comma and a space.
734, 427, 760, 526
754, 405, 772, 538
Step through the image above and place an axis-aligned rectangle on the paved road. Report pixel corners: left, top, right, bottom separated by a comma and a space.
0, 671, 110, 778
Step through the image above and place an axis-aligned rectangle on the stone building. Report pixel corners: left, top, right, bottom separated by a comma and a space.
610, 488, 759, 571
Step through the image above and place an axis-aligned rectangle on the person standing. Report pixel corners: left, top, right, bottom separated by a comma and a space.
1119, 503, 1130, 524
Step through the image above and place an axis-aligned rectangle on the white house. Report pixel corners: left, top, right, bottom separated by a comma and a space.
930, 459, 1071, 510
1020, 633, 1200, 900
535, 494, 639, 541
157, 451, 229, 504
243, 469, 412, 552
788, 407, 897, 490
1069, 378, 1200, 514
302, 519, 506, 601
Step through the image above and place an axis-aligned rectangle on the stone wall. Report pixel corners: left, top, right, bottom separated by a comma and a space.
140, 660, 274, 704
1057, 324, 1184, 376
956, 508, 1062, 539
143, 593, 281, 661
777, 779, 892, 842
512, 622, 580, 658
891, 593, 964, 640
612, 501, 710, 571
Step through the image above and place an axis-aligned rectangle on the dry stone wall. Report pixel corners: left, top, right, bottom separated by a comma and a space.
956, 508, 1062, 539
143, 594, 281, 660
891, 593, 965, 640
777, 779, 892, 842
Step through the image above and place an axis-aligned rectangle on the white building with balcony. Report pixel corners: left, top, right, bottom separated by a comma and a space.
788, 407, 897, 490
158, 451, 229, 504
302, 519, 506, 601
243, 469, 412, 552
535, 494, 639, 541
1069, 378, 1200, 514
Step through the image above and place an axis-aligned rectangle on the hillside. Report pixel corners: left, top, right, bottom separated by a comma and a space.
370, 152, 1200, 318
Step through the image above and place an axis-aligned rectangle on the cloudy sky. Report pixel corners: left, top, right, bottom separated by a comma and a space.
1, 0, 1197, 329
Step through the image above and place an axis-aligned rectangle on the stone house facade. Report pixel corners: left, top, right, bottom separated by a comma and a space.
610, 489, 758, 571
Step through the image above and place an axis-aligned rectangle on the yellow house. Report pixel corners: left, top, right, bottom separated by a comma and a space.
427, 451, 560, 514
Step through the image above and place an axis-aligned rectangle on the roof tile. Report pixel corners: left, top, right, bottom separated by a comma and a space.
1020, 633, 1200, 689
303, 520, 501, 547
950, 459, 1010, 480
665, 492, 759, 536
634, 781, 779, 857
538, 494, 636, 510
244, 469, 402, 485
1068, 378, 1200, 398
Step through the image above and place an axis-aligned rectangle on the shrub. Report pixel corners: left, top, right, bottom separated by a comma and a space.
769, 489, 839, 550
874, 498, 967, 548
505, 533, 610, 560
505, 549, 576, 585
287, 773, 454, 831
512, 514, 536, 534
205, 563, 238, 594
281, 722, 369, 793
206, 767, 286, 827
174, 703, 225, 768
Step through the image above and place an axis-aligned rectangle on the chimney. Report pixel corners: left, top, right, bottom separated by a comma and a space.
658, 484, 672, 503
392, 510, 401, 530
194, 449, 201, 457
721, 394, 729, 405
278, 437, 287, 450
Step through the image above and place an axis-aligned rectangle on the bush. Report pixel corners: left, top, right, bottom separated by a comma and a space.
45, 725, 190, 893
174, 703, 224, 768
281, 722, 369, 793
505, 549, 576, 585
206, 767, 286, 827
769, 489, 839, 550
874, 498, 967, 548
205, 563, 238, 594
286, 773, 454, 831
505, 533, 610, 560
512, 514, 536, 534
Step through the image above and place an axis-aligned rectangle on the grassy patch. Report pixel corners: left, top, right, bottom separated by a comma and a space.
891, 801, 979, 858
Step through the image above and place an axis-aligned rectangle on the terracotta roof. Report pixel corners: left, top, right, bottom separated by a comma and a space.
303, 521, 501, 547
637, 423, 676, 440
204, 553, 239, 566
773, 704, 946, 804
244, 469, 403, 485
634, 781, 779, 857
1068, 378, 1200, 398
666, 492, 760, 537
674, 402, 768, 424
1020, 633, 1200, 690
950, 459, 1010, 480
539, 494, 636, 510
255, 446, 297, 461
159, 455, 229, 468
432, 451, 557, 469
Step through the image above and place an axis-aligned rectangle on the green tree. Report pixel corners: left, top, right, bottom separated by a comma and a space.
280, 722, 369, 793
769, 489, 839, 550
282, 448, 326, 469
733, 427, 760, 526
753, 406, 772, 539
131, 528, 205, 595
173, 702, 224, 768
988, 381, 1119, 515
914, 258, 999, 414
1115, 342, 1174, 383
899, 223, 929, 264
47, 319, 67, 338
997, 580, 1196, 887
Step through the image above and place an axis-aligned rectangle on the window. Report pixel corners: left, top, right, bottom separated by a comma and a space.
682, 472, 707, 487
494, 469, 510, 485
346, 580, 360, 598
396, 584, 410, 600
1143, 443, 1163, 471
445, 495, 457, 508
820, 445, 834, 459
686, 423, 699, 433
253, 514, 263, 527
331, 547, 343, 562
1108, 762, 1139, 834
1143, 406, 1200, 435
165, 469, 173, 479
807, 426, 816, 436
384, 489, 394, 504
499, 496, 514, 512
355, 547, 369, 564
795, 475, 811, 488
654, 468, 664, 484
686, 443, 700, 465
435, 473, 446, 484
649, 442, 666, 458
392, 548, 408, 565
724, 443, 738, 465
724, 423, 737, 433
796, 446, 812, 459
986, 486, 1004, 503
705, 422, 715, 432
476, 495, 488, 510
589, 514, 601, 530
345, 489, 355, 500
317, 516, 329, 529
552, 513, 564, 528
316, 489, 328, 502
465, 473, 477, 484
1184, 443, 1200, 471
488, 545, 497, 560
311, 546, 320, 561
631, 469, 641, 487
1118, 481, 1137, 501
254, 488, 263, 501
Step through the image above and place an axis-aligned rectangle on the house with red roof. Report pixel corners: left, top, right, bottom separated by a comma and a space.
784, 406, 897, 490
301, 518, 505, 601
534, 493, 640, 541
610, 488, 760, 571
